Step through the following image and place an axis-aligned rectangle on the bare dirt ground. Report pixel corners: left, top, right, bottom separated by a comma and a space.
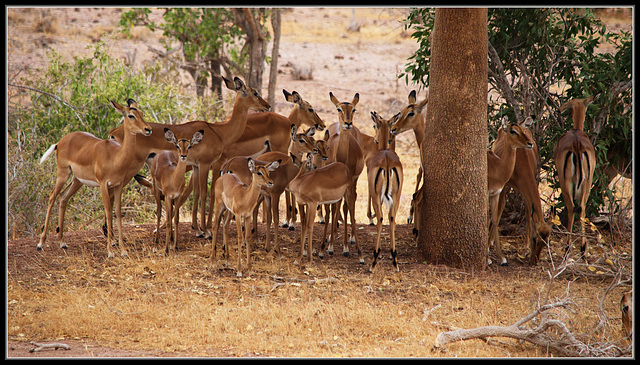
6, 7, 633, 358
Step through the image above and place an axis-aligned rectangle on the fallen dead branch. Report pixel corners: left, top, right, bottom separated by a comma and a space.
29, 341, 71, 352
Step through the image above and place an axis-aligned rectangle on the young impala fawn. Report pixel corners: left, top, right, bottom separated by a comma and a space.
150, 128, 204, 254
366, 111, 404, 272
210, 158, 279, 277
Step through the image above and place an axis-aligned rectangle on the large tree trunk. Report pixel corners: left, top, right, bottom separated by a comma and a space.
418, 8, 488, 271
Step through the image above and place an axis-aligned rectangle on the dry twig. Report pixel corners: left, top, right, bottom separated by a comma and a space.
29, 341, 71, 353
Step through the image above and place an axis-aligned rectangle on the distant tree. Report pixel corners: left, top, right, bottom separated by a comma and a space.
120, 8, 276, 99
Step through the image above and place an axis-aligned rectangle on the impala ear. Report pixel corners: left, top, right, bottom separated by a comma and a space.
323, 129, 330, 142
283, 89, 293, 102
305, 126, 316, 137
126, 99, 138, 108
191, 130, 204, 145
164, 128, 177, 144
408, 90, 417, 105
291, 91, 302, 105
370, 111, 381, 129
522, 116, 534, 128
290, 124, 298, 140
110, 100, 124, 112
390, 112, 401, 127
351, 93, 359, 107
247, 158, 256, 173
233, 77, 246, 92
329, 92, 340, 107
500, 116, 509, 130
222, 76, 235, 90
267, 160, 280, 171
415, 97, 429, 113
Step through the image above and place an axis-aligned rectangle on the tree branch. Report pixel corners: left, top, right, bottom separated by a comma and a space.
488, 40, 522, 121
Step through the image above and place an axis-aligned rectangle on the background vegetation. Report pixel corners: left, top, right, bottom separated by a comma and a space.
402, 7, 632, 221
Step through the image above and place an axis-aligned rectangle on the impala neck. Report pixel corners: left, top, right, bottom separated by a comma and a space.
121, 118, 140, 158
171, 158, 189, 190
571, 107, 586, 131
215, 95, 252, 146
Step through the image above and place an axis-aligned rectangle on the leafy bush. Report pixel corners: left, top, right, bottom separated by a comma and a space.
7, 37, 222, 239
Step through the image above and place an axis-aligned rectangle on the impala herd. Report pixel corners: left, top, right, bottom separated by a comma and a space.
37, 76, 615, 276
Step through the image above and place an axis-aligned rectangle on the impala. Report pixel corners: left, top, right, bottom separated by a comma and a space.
150, 128, 204, 254
38, 99, 152, 258
621, 290, 632, 338
288, 153, 350, 263
554, 95, 597, 261
207, 89, 326, 232
326, 92, 365, 263
489, 116, 551, 265
217, 126, 317, 256
109, 77, 271, 238
390, 90, 428, 224
366, 112, 404, 272
487, 117, 534, 266
210, 158, 279, 277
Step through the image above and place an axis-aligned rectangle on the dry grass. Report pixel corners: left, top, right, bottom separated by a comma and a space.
7, 219, 633, 357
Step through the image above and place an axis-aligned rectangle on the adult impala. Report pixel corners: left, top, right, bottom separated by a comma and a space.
288, 153, 350, 263
390, 90, 428, 225
38, 99, 152, 258
490, 116, 551, 265
207, 89, 326, 232
109, 76, 271, 238
487, 117, 534, 266
326, 92, 365, 263
150, 128, 204, 254
210, 158, 280, 277
366, 112, 404, 272
554, 95, 597, 261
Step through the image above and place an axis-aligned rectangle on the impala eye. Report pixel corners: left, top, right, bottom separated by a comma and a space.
309, 108, 314, 113
257, 171, 263, 176
337, 108, 342, 113
352, 108, 357, 113
407, 112, 415, 117
128, 114, 135, 119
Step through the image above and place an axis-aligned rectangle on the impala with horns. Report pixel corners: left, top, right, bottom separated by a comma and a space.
150, 128, 204, 254
210, 158, 280, 277
109, 76, 271, 239
366, 111, 404, 272
38, 99, 152, 258
487, 116, 534, 266
489, 116, 551, 265
554, 95, 597, 262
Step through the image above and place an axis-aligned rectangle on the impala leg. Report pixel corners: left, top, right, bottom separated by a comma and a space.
370, 205, 383, 272
244, 216, 252, 273
56, 178, 83, 249
38, 167, 73, 250
210, 204, 224, 262
366, 195, 375, 226
236, 217, 244, 277
100, 184, 116, 259
113, 185, 128, 257
198, 167, 211, 239
154, 190, 162, 250
390, 211, 399, 272
489, 193, 507, 266
319, 204, 331, 258
191, 168, 201, 233
165, 197, 173, 254
348, 187, 363, 264
299, 203, 307, 258
271, 194, 281, 256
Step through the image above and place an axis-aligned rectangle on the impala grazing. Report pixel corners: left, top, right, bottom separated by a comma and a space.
487, 117, 534, 266
109, 77, 271, 239
326, 92, 365, 263
288, 153, 350, 263
366, 112, 404, 272
38, 99, 152, 258
554, 95, 597, 262
150, 128, 204, 254
210, 158, 279, 277
489, 116, 551, 265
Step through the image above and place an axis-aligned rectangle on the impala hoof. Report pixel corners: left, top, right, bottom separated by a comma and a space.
36, 244, 43, 251
343, 252, 349, 257
288, 226, 295, 231
60, 243, 68, 249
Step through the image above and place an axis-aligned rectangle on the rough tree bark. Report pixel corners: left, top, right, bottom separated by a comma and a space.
418, 8, 488, 271
233, 8, 267, 90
